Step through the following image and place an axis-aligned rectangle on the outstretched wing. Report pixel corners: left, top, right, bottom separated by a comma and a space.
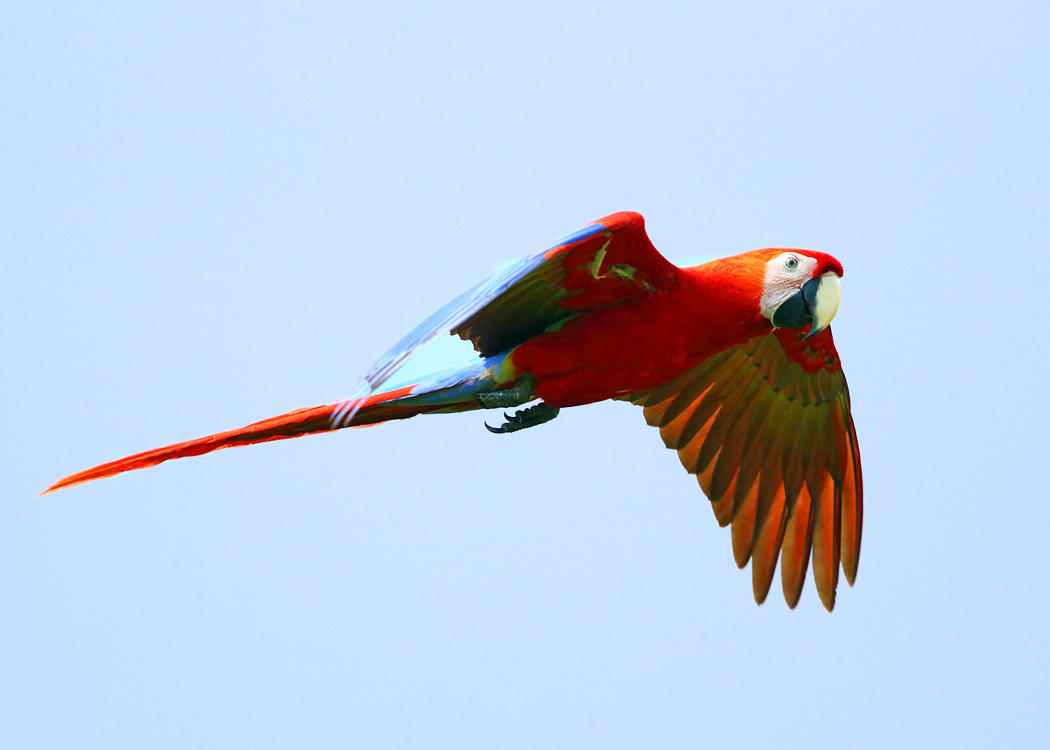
359, 211, 679, 393
630, 327, 862, 611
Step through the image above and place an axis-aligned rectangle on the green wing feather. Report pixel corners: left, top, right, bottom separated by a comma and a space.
631, 327, 862, 611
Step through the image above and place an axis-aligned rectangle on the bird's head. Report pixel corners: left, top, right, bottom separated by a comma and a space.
754, 249, 844, 339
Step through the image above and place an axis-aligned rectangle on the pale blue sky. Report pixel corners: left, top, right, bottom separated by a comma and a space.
4, 2, 1049, 747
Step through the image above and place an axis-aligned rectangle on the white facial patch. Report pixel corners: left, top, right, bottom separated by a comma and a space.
759, 252, 821, 322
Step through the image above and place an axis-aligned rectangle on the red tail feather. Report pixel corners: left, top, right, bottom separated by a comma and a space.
41, 386, 421, 494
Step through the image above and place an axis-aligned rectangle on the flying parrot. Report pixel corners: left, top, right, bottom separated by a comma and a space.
44, 212, 862, 610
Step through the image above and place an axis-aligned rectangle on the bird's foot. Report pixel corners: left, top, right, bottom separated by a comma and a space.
485, 402, 560, 434
476, 374, 535, 408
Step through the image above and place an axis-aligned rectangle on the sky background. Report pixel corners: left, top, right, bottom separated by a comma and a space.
4, 2, 1049, 747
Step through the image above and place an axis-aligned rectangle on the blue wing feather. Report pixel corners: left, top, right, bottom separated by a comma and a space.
330, 221, 606, 426
359, 221, 604, 390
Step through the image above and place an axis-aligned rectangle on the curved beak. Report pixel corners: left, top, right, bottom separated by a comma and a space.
771, 272, 842, 339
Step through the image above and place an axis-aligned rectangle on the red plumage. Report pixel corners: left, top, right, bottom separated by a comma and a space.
44, 211, 862, 610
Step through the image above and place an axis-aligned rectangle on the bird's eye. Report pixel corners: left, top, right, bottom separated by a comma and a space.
784, 256, 799, 271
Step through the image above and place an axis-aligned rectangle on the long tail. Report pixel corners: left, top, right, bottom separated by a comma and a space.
42, 360, 503, 494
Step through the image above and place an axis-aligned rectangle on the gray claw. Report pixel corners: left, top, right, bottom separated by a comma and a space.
484, 403, 560, 434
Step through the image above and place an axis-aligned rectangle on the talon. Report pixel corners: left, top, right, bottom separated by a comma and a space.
484, 403, 560, 434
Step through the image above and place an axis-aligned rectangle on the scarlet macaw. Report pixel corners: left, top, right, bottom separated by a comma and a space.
44, 212, 862, 610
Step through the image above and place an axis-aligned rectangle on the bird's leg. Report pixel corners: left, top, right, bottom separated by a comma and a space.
476, 374, 560, 433
476, 373, 535, 408
484, 403, 560, 434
